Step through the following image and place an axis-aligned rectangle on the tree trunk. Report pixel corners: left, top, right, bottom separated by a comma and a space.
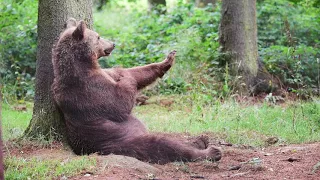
195, 0, 216, 8
148, 0, 166, 13
219, 0, 258, 95
0, 86, 3, 180
24, 0, 93, 141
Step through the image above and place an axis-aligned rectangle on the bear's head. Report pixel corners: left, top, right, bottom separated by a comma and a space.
53, 18, 116, 80
58, 18, 115, 61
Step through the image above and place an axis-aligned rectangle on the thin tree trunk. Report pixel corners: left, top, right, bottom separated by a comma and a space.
219, 0, 258, 95
24, 0, 93, 141
0, 85, 3, 180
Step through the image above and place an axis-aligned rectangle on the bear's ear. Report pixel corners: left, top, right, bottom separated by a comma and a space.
65, 18, 77, 28
72, 20, 86, 40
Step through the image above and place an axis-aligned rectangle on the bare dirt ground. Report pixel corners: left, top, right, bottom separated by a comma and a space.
6, 133, 320, 180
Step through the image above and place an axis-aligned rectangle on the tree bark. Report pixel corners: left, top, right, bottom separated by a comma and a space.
219, 0, 258, 95
24, 0, 93, 141
195, 0, 216, 8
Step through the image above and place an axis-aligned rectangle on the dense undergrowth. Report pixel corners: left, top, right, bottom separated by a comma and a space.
0, 0, 319, 102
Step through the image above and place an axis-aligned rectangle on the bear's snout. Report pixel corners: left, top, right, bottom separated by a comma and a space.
104, 49, 112, 55
101, 42, 115, 56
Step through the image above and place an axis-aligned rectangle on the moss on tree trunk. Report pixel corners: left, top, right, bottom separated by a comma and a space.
24, 0, 93, 141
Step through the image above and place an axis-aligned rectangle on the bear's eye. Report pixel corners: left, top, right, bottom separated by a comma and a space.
98, 36, 100, 40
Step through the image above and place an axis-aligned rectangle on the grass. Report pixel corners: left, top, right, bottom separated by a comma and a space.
2, 103, 32, 140
134, 95, 320, 146
5, 155, 96, 180
2, 103, 97, 179
1, 96, 320, 178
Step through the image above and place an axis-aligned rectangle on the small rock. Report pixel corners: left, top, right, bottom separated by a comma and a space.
98, 154, 160, 174
228, 165, 242, 171
219, 142, 233, 146
264, 153, 273, 156
311, 161, 320, 174
60, 176, 67, 180
190, 175, 205, 179
268, 168, 274, 172
287, 157, 300, 162
265, 137, 279, 145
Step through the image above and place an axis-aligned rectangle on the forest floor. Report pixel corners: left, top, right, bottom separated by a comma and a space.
6, 133, 320, 180
4, 94, 320, 179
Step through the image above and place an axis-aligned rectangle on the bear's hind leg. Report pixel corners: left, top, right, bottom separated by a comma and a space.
102, 135, 221, 164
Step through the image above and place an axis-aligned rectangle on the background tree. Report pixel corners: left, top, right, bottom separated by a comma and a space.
148, 0, 166, 13
219, 0, 260, 95
195, 0, 216, 7
24, 0, 93, 140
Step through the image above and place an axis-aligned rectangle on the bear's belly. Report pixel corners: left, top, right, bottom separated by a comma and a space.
122, 115, 147, 138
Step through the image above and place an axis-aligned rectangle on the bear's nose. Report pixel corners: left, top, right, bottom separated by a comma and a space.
113, 43, 116, 48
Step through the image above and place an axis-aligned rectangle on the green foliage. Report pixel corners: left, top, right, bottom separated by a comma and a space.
95, 2, 220, 67
1, 0, 320, 100
0, 0, 37, 101
257, 0, 320, 47
260, 45, 320, 89
257, 0, 320, 91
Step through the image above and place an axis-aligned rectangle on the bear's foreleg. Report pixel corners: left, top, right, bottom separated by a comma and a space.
122, 50, 176, 90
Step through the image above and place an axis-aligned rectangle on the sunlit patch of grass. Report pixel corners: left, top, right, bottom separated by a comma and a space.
2, 103, 32, 140
135, 96, 320, 146
5, 155, 96, 180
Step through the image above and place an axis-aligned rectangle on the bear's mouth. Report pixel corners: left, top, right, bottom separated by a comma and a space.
104, 50, 113, 56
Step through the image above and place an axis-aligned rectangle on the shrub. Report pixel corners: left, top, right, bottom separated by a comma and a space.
257, 0, 320, 91
0, 0, 38, 101
260, 45, 320, 90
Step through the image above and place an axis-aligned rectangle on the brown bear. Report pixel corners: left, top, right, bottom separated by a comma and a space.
52, 18, 221, 164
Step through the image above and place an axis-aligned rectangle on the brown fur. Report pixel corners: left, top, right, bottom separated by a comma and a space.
52, 18, 221, 164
